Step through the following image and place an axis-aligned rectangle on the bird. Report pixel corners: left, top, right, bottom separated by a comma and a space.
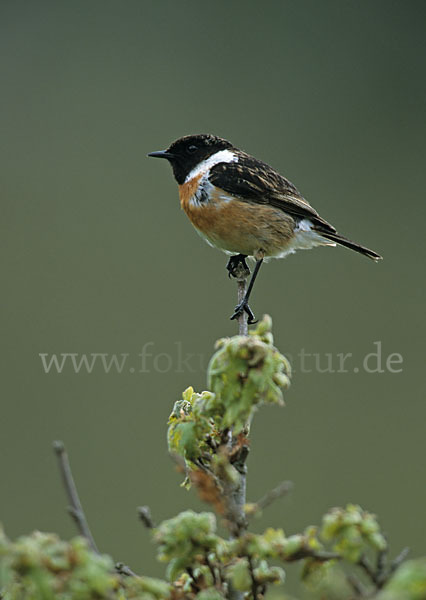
148, 134, 382, 323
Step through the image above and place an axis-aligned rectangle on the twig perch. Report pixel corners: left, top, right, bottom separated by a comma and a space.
222, 268, 251, 600
230, 274, 249, 535
237, 279, 249, 336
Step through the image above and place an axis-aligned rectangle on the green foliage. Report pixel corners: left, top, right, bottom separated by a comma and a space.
0, 527, 170, 600
231, 527, 323, 563
168, 317, 291, 466
167, 389, 218, 465
1, 317, 424, 600
153, 510, 220, 582
321, 504, 387, 562
377, 559, 426, 600
254, 561, 285, 586
227, 558, 252, 592
207, 315, 291, 433
195, 589, 226, 600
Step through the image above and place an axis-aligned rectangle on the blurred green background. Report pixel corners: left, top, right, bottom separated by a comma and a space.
1, 1, 425, 596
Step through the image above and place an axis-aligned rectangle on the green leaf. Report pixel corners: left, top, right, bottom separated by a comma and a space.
227, 559, 251, 592
377, 558, 426, 600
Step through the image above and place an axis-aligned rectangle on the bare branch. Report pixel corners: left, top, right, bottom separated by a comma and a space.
252, 480, 293, 514
357, 555, 378, 587
137, 505, 155, 529
284, 548, 340, 563
186, 566, 201, 592
346, 573, 365, 597
247, 555, 259, 600
389, 546, 410, 576
115, 562, 141, 578
52, 440, 99, 554
376, 545, 388, 581
237, 279, 249, 336
227, 275, 250, 600
205, 554, 218, 586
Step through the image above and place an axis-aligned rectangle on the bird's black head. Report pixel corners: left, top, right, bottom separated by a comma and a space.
148, 134, 233, 184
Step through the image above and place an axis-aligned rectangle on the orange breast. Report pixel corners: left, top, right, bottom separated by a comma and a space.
179, 175, 203, 211
179, 179, 295, 257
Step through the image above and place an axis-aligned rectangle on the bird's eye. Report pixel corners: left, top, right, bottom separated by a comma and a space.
187, 145, 198, 154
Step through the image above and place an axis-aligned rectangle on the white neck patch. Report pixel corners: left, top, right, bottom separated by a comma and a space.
184, 149, 238, 183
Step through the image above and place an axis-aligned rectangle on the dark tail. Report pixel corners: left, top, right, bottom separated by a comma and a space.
320, 232, 382, 261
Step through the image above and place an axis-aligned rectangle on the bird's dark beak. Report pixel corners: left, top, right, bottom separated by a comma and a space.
147, 150, 175, 160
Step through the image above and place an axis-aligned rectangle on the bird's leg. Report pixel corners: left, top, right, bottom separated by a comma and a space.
230, 259, 263, 325
226, 254, 250, 280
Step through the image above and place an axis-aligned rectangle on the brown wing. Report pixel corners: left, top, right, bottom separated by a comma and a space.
209, 154, 336, 234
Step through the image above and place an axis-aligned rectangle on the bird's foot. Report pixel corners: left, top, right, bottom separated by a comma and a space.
230, 300, 257, 325
226, 254, 250, 280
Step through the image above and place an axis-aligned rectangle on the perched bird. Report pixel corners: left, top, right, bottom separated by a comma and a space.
148, 134, 382, 323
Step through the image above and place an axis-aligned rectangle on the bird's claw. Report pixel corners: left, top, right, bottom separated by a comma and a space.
226, 254, 250, 280
230, 301, 257, 325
